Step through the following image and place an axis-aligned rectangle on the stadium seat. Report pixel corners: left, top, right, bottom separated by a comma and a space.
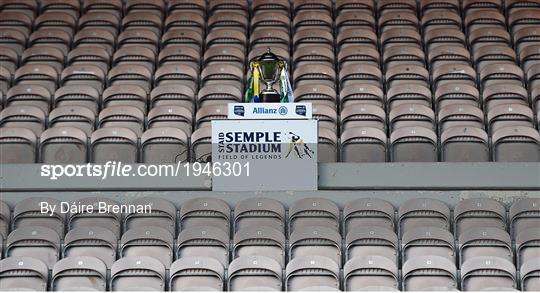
520, 258, 540, 292
343, 198, 395, 233
177, 226, 229, 268
12, 197, 64, 238
233, 226, 286, 268
67, 197, 122, 238
120, 226, 174, 269
402, 227, 455, 264
515, 228, 540, 270
52, 256, 107, 291
228, 255, 283, 291
402, 255, 458, 291
458, 227, 513, 264
5, 84, 51, 113
288, 198, 340, 233
461, 256, 517, 291
345, 226, 398, 264
289, 226, 342, 266
0, 256, 49, 291
40, 127, 88, 163
124, 197, 176, 237
48, 106, 95, 135
169, 256, 224, 291
398, 198, 451, 235
141, 127, 189, 163
0, 127, 37, 163
234, 198, 285, 232
179, 198, 230, 233
344, 256, 399, 291
509, 198, 540, 238
90, 127, 139, 163
63, 226, 117, 269
285, 255, 340, 291
0, 105, 46, 136
454, 198, 507, 236
110, 256, 166, 291
6, 226, 60, 268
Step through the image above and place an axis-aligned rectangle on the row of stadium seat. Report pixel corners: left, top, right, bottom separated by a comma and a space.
1, 196, 539, 291
1, 0, 540, 163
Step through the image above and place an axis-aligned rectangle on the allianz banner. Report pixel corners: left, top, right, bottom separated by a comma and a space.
211, 120, 318, 191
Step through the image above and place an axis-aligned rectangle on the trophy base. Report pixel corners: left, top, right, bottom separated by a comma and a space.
260, 91, 281, 103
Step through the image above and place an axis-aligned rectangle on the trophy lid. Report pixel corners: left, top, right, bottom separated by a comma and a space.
258, 48, 280, 62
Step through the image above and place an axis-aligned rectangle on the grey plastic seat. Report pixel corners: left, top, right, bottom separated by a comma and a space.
113, 46, 156, 74
190, 126, 212, 162
454, 198, 507, 236
510, 198, 540, 237
390, 127, 438, 162
77, 12, 120, 38
386, 65, 430, 88
233, 226, 285, 268
458, 227, 512, 265
53, 85, 100, 115
292, 84, 337, 108
343, 198, 394, 233
294, 64, 336, 89
390, 104, 435, 131
386, 85, 432, 111
492, 126, 540, 162
204, 45, 245, 69
228, 255, 282, 291
346, 226, 398, 264
40, 127, 88, 163
6, 226, 60, 268
381, 27, 422, 50
67, 197, 122, 238
438, 104, 484, 131
285, 255, 340, 291
124, 197, 176, 237
441, 127, 489, 162
63, 226, 117, 269
98, 105, 145, 137
402, 255, 457, 291
402, 227, 455, 264
161, 29, 203, 51
14, 64, 58, 95
483, 84, 529, 112
74, 28, 115, 55
200, 64, 244, 89
90, 127, 139, 163
234, 198, 285, 233
5, 84, 51, 114
398, 198, 450, 235
428, 45, 471, 68
180, 197, 230, 233
339, 64, 382, 88
13, 197, 64, 238
110, 256, 166, 291
521, 257, 540, 292
147, 105, 192, 135
19, 42, 68, 71
319, 128, 338, 161
169, 257, 224, 291
0, 256, 48, 291
461, 256, 517, 291
158, 45, 200, 71
313, 104, 338, 132
0, 127, 37, 163
290, 226, 342, 266
341, 127, 387, 162
107, 64, 152, 94
344, 256, 399, 291
294, 45, 335, 68
102, 84, 148, 114
341, 104, 386, 131
154, 64, 199, 93
197, 84, 242, 108
432, 64, 476, 89
176, 226, 229, 268
0, 105, 47, 136
61, 64, 106, 94
121, 226, 174, 269
515, 228, 540, 270
488, 104, 534, 134
141, 127, 189, 163
52, 256, 107, 291
288, 198, 339, 233
480, 63, 525, 88
0, 201, 9, 238
150, 84, 195, 112
48, 106, 96, 136
435, 83, 480, 109
293, 28, 333, 50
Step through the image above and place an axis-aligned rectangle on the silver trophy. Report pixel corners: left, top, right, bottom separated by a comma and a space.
250, 48, 287, 103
